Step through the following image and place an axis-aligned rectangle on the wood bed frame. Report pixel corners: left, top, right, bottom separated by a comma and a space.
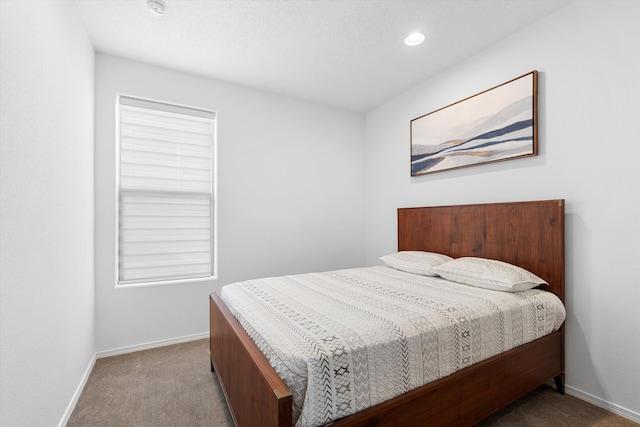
210, 199, 565, 426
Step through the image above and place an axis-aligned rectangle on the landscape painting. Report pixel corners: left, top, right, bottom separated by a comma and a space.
410, 71, 537, 176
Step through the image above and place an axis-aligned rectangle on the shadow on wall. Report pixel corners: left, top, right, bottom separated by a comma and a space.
564, 211, 606, 400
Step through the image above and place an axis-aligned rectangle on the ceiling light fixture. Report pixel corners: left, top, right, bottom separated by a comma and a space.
146, 0, 166, 15
404, 32, 425, 47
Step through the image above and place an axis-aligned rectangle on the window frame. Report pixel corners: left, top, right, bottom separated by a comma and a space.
115, 94, 217, 288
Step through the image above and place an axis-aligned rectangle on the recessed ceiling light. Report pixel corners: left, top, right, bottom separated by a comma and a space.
147, 0, 166, 15
404, 32, 425, 47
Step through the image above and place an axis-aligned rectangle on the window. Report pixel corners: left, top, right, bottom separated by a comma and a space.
117, 96, 216, 285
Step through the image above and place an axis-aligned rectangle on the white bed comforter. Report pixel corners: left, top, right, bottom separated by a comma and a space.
220, 266, 566, 427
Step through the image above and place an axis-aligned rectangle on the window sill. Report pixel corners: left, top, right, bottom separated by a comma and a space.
116, 275, 217, 289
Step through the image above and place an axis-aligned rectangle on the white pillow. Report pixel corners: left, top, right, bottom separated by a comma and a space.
432, 257, 548, 292
380, 251, 453, 276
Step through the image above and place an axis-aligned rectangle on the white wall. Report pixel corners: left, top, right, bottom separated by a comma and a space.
0, 1, 95, 426
94, 54, 366, 353
364, 0, 640, 418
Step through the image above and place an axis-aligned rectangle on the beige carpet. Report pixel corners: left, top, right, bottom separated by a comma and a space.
68, 339, 637, 426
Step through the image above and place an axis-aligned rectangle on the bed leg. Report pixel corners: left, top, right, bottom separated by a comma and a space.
210, 357, 215, 373
554, 373, 565, 395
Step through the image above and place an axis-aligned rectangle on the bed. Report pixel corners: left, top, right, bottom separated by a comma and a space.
210, 199, 565, 426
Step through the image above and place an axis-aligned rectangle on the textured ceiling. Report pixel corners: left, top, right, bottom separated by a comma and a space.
75, 0, 572, 112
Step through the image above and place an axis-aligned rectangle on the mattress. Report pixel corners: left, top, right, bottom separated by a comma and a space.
219, 266, 566, 427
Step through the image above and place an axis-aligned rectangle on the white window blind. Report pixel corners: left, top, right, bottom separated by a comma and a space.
118, 96, 216, 285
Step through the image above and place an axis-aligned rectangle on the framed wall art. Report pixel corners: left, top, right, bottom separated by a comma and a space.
410, 70, 538, 176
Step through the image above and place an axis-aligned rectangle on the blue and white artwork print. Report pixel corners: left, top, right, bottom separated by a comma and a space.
410, 71, 537, 176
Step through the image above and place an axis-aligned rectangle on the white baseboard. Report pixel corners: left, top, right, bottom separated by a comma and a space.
565, 385, 640, 423
96, 331, 209, 359
58, 352, 97, 427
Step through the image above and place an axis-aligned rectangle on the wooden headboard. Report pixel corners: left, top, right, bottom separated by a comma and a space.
398, 200, 565, 302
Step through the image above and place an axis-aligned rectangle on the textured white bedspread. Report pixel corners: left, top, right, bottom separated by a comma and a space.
220, 266, 565, 427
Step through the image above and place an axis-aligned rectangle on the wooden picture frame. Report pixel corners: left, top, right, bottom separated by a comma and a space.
410, 71, 538, 176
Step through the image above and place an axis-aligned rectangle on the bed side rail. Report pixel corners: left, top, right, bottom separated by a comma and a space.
210, 293, 293, 427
